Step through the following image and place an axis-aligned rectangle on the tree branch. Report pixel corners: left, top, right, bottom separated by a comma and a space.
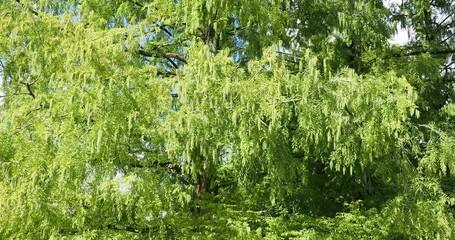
390, 47, 455, 58
59, 224, 159, 236
127, 160, 182, 175
138, 49, 188, 65
363, 46, 455, 71
19, 74, 40, 99
128, 0, 144, 8
161, 53, 188, 64
166, 58, 179, 69
157, 70, 176, 76
106, 224, 157, 234
23, 107, 41, 119
20, 81, 36, 99
15, 0, 39, 15
435, 12, 454, 29
159, 25, 173, 38
440, 32, 455, 44
418, 124, 445, 137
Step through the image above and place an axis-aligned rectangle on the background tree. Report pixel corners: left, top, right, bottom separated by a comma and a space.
0, 0, 454, 238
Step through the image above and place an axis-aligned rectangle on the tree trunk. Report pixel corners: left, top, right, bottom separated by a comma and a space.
193, 157, 211, 215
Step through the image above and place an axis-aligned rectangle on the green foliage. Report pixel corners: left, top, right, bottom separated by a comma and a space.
1, 0, 455, 238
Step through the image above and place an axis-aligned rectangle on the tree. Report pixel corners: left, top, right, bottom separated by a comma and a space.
0, 0, 454, 238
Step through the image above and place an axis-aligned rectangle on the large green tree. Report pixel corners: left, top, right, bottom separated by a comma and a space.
0, 0, 454, 238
